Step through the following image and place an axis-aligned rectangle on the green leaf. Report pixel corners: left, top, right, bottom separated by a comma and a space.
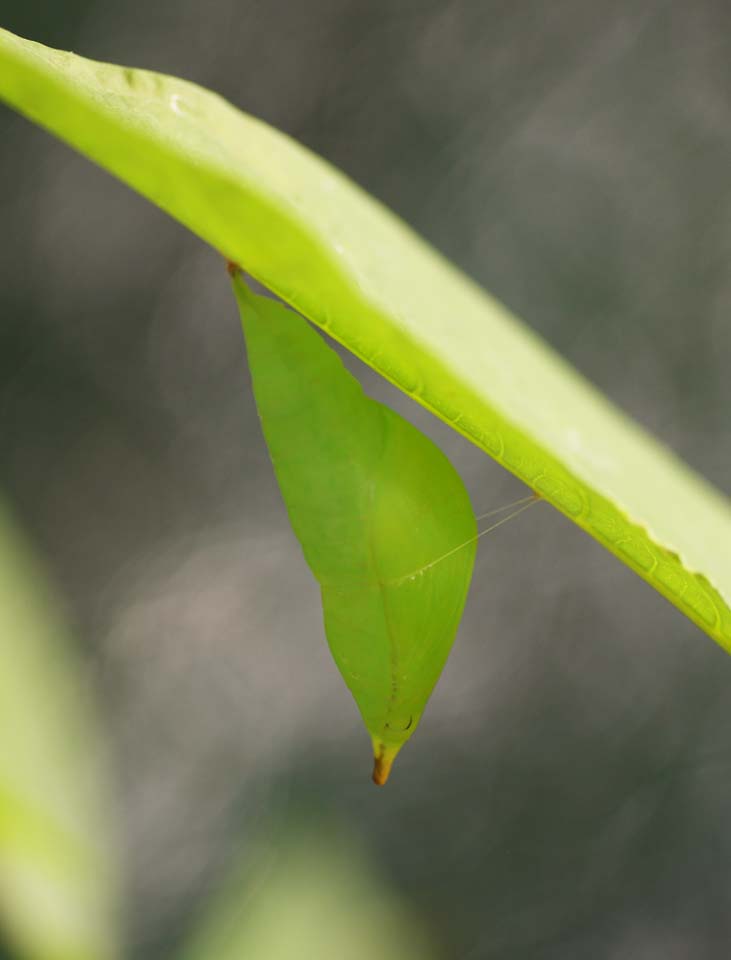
234, 277, 476, 782
178, 824, 437, 960
1, 27, 730, 650
0, 501, 118, 959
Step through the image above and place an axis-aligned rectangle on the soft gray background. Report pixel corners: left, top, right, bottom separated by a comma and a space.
1, 1, 730, 957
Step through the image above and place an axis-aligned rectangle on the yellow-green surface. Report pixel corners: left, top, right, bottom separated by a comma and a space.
1, 28, 730, 649
235, 279, 476, 781
179, 828, 437, 960
0, 502, 118, 959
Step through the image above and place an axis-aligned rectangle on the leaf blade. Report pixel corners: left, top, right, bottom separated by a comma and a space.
0, 501, 119, 959
1, 28, 730, 648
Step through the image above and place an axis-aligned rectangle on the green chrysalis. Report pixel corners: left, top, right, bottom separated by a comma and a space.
232, 273, 476, 784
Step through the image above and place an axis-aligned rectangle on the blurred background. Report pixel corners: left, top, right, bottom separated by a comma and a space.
1, 1, 730, 957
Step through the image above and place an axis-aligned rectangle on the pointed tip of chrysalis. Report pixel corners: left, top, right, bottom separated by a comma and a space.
371, 743, 401, 786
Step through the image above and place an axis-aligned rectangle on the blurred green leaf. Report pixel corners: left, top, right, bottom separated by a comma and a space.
178, 825, 438, 960
0, 502, 118, 959
0, 27, 730, 650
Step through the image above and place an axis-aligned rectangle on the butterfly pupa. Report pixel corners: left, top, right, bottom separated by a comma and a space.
232, 273, 478, 785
